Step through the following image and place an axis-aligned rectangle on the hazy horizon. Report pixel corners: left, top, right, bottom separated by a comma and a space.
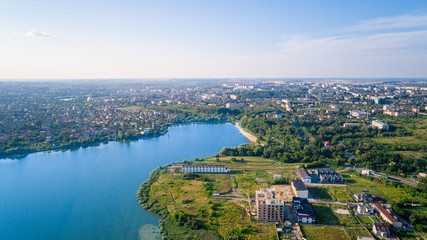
2, 0, 427, 79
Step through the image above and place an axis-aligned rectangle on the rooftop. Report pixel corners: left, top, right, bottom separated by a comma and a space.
297, 168, 310, 178
182, 164, 227, 168
292, 180, 307, 191
256, 188, 284, 205
293, 197, 315, 216
373, 203, 399, 223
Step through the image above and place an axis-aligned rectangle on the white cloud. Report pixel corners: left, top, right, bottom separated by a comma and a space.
349, 14, 427, 31
13, 30, 52, 38
279, 30, 427, 55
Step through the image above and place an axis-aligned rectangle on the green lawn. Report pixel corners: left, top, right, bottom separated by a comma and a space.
312, 204, 358, 226
310, 186, 354, 203
300, 225, 371, 240
342, 173, 419, 203
203, 156, 301, 170
206, 174, 232, 194
395, 230, 422, 240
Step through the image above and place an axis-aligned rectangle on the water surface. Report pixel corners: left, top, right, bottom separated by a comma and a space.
0, 123, 249, 240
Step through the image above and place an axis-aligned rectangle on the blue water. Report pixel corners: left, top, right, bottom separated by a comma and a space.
0, 123, 249, 240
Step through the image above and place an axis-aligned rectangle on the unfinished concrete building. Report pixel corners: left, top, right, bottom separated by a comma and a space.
255, 188, 285, 222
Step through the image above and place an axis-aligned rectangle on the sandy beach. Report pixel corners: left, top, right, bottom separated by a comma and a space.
235, 122, 257, 142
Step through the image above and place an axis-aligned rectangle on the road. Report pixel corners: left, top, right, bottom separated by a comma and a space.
345, 165, 418, 187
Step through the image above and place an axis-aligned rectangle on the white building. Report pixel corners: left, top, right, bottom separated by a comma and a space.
355, 203, 374, 216
226, 103, 244, 108
372, 120, 389, 131
182, 165, 230, 173
297, 168, 311, 183
349, 110, 370, 118
383, 105, 395, 111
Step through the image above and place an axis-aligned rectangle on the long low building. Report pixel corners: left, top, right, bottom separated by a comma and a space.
372, 202, 403, 228
182, 164, 230, 173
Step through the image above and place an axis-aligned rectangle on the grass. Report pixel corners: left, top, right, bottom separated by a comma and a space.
310, 186, 354, 203
206, 174, 232, 194
393, 150, 426, 159
357, 216, 373, 224
148, 171, 276, 239
342, 173, 419, 203
310, 187, 334, 201
203, 156, 301, 170
375, 136, 426, 145
300, 225, 371, 240
395, 230, 422, 240
312, 204, 358, 226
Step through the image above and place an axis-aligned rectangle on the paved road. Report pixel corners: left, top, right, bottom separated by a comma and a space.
305, 183, 347, 187
307, 199, 347, 205
339, 165, 418, 187
230, 168, 295, 171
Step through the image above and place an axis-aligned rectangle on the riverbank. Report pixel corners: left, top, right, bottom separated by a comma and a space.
0, 119, 228, 160
136, 156, 279, 239
235, 122, 257, 143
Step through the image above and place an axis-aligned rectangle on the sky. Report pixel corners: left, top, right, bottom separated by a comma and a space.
1, 0, 427, 79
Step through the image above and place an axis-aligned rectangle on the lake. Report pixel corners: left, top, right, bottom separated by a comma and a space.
0, 123, 249, 240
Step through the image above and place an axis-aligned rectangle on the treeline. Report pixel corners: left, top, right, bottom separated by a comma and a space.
221, 116, 426, 175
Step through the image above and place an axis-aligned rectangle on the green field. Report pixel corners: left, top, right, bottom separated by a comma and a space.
310, 186, 354, 202
393, 150, 426, 159
374, 116, 427, 150
203, 156, 301, 170
312, 204, 358, 226
207, 174, 232, 194
395, 230, 423, 240
300, 224, 371, 240
342, 173, 419, 203
148, 171, 277, 239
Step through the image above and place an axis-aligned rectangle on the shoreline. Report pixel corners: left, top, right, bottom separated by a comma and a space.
0, 119, 227, 160
235, 122, 257, 143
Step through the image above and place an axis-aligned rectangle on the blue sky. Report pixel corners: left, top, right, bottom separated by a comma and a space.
1, 0, 427, 78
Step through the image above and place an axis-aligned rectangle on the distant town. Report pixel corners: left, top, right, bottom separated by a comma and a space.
1, 79, 426, 239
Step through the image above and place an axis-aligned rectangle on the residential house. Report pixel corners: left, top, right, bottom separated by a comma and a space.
372, 222, 392, 239
314, 169, 344, 184
355, 203, 374, 216
292, 197, 316, 224
354, 192, 374, 202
